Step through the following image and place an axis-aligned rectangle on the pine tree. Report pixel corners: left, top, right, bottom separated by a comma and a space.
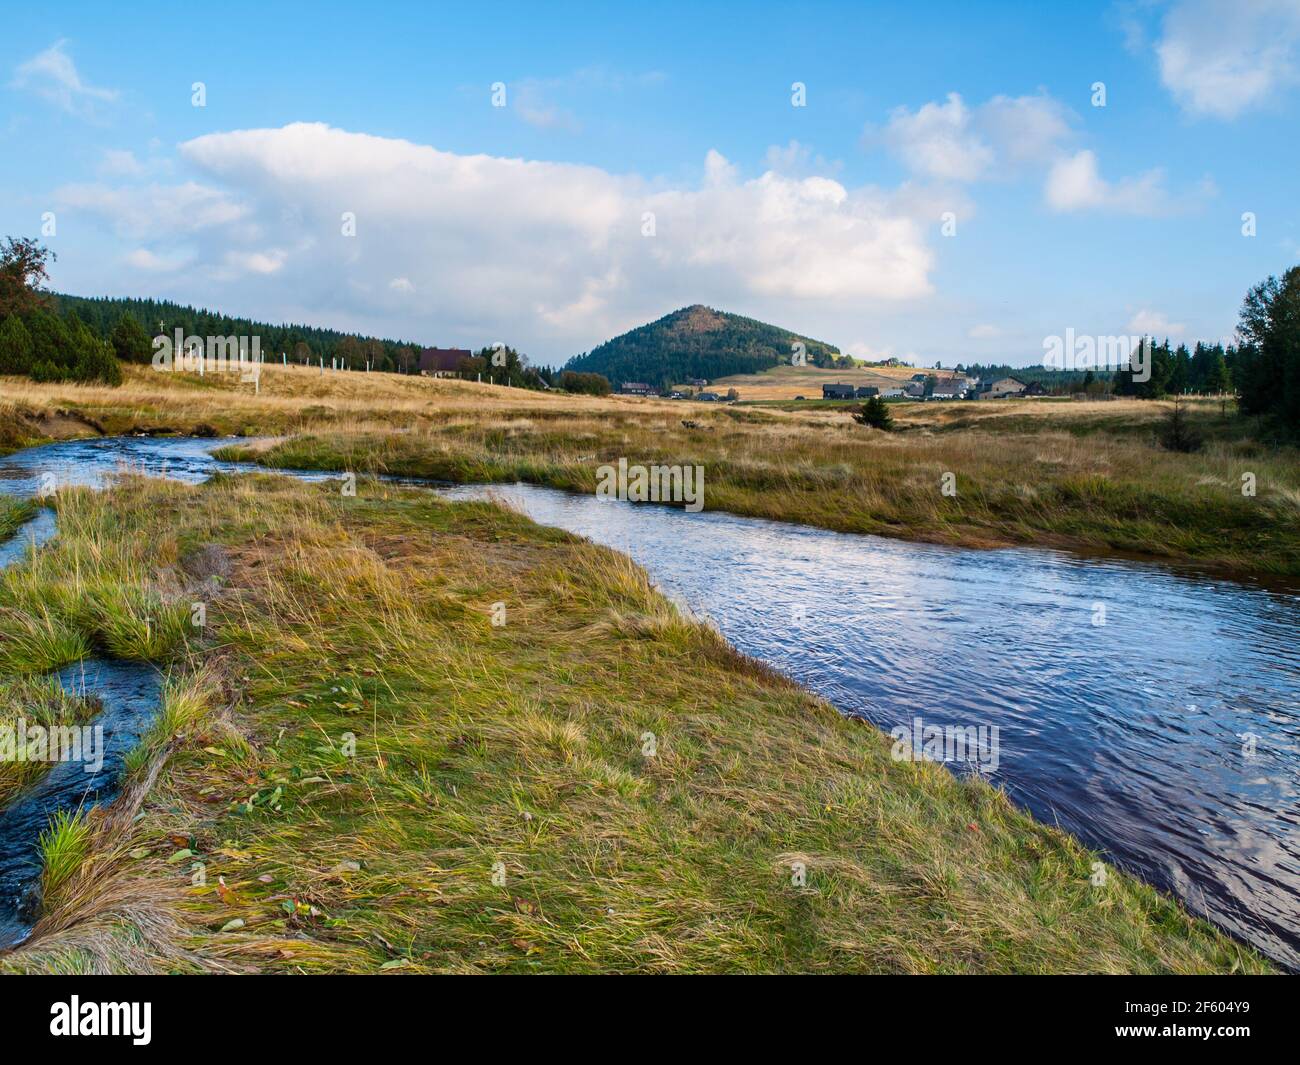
109, 313, 153, 363
0, 314, 34, 374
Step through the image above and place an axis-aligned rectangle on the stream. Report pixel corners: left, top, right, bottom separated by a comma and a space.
0, 436, 1297, 966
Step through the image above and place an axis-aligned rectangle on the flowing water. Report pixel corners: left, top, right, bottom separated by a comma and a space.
0, 657, 160, 948
0, 437, 1297, 965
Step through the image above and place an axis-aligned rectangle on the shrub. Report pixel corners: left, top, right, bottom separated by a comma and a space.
0, 314, 34, 374
852, 396, 895, 431
1159, 398, 1203, 453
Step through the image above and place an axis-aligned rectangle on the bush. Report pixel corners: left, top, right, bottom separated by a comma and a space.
0, 314, 34, 374
24, 309, 70, 369
72, 335, 123, 386
1159, 398, 1203, 453
852, 396, 895, 430
558, 370, 611, 396
30, 359, 65, 383
109, 313, 153, 363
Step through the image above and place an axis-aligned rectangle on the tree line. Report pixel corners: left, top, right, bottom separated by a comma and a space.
0, 238, 121, 384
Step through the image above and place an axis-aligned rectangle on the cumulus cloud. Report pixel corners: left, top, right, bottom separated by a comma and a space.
62, 122, 940, 358
878, 92, 1073, 181
1155, 0, 1300, 118
11, 39, 118, 120
1044, 150, 1179, 215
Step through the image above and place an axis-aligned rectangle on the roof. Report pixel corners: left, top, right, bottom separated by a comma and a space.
419, 347, 472, 372
930, 376, 967, 392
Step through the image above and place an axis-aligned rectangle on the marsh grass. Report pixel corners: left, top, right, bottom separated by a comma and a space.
0, 497, 37, 541
0, 483, 194, 672
0, 673, 99, 801
5, 366, 1298, 576
219, 397, 1300, 577
38, 809, 93, 900
0, 471, 1266, 974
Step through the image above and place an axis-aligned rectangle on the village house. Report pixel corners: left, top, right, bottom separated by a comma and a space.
619, 382, 657, 396
418, 347, 472, 377
695, 391, 720, 402
823, 383, 856, 399
856, 386, 880, 398
928, 376, 968, 400
974, 376, 1027, 400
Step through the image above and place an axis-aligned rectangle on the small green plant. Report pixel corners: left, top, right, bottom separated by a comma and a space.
852, 396, 894, 431
38, 808, 92, 901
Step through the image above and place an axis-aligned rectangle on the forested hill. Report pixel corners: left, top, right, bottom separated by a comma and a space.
52, 293, 427, 372
563, 305, 843, 387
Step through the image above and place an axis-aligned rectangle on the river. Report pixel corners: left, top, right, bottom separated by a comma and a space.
1, 436, 1297, 966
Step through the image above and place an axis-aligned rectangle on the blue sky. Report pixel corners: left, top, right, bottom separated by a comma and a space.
2, 0, 1298, 367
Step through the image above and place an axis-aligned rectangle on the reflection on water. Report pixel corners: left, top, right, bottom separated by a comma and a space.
1, 438, 1297, 966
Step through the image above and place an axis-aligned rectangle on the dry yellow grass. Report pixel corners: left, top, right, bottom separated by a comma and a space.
711, 363, 919, 400
4, 368, 1298, 578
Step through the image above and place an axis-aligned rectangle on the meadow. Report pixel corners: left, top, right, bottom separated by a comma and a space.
3, 364, 1297, 578
0, 471, 1270, 973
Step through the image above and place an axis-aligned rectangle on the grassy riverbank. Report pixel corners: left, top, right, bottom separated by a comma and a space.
4, 366, 1298, 579
0, 497, 37, 543
0, 472, 1272, 973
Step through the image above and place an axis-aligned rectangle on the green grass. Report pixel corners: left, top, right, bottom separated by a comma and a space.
0, 472, 1272, 973
38, 809, 93, 900
0, 487, 193, 673
0, 496, 38, 542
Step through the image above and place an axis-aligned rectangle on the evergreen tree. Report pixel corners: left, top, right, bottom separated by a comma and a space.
0, 314, 35, 374
1208, 352, 1232, 395
25, 309, 71, 368
1235, 266, 1300, 432
109, 313, 153, 363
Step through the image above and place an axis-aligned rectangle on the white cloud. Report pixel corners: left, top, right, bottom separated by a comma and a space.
1044, 150, 1175, 215
124, 248, 188, 272
967, 323, 1001, 339
56, 180, 248, 238
1128, 309, 1186, 337
60, 122, 936, 357
1155, 0, 1300, 118
232, 249, 287, 275
505, 68, 666, 133
98, 149, 145, 177
879, 92, 1073, 181
763, 140, 841, 177
11, 39, 118, 119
